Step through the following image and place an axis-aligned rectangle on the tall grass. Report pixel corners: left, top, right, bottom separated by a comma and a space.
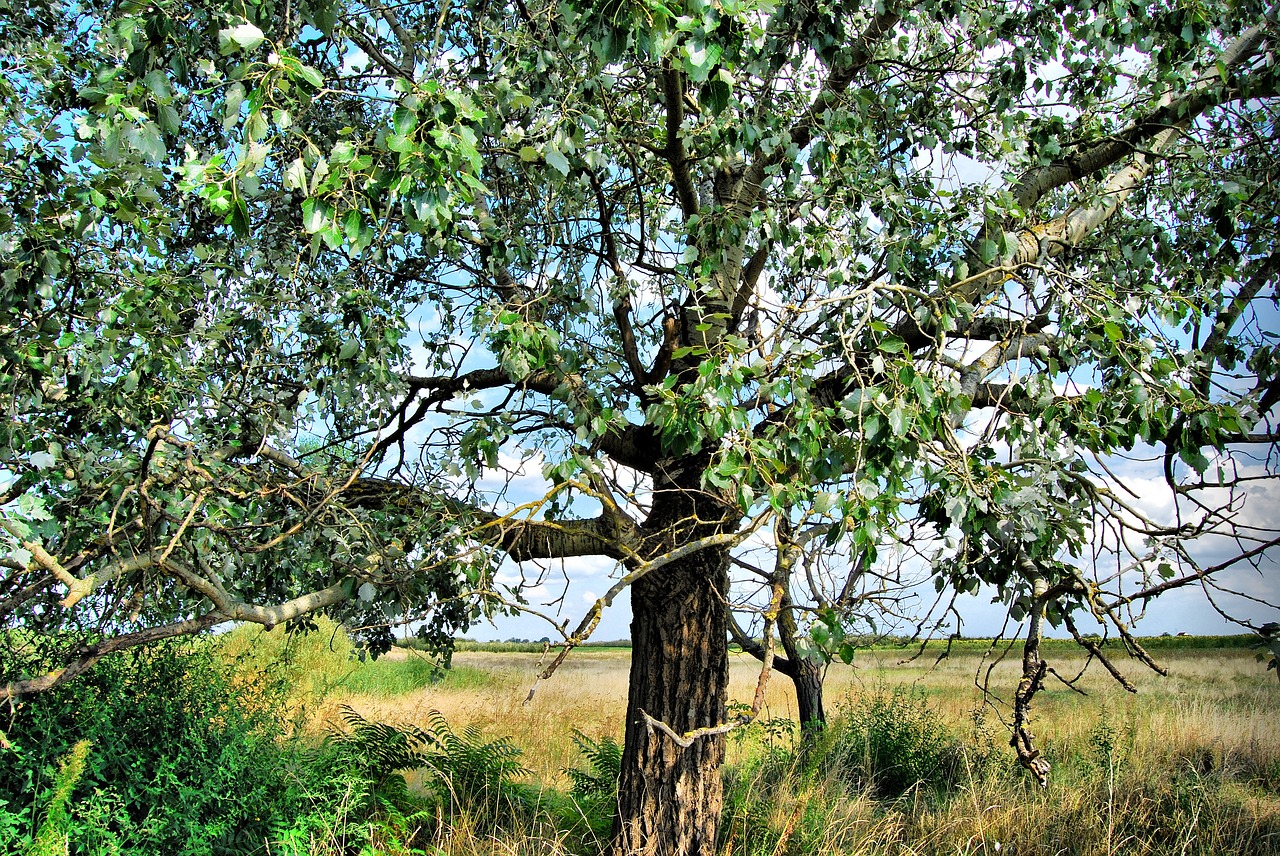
11, 623, 1268, 856
720, 684, 1280, 856
349, 645, 1279, 855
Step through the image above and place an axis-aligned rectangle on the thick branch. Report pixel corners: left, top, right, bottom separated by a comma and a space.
662, 59, 699, 220
0, 614, 222, 702
397, 366, 656, 470
1011, 14, 1278, 214
526, 522, 767, 699
961, 14, 1277, 303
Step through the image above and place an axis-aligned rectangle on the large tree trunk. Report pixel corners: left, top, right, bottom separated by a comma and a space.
610, 542, 730, 856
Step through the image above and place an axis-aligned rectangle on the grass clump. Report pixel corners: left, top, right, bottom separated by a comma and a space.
339, 657, 495, 697
822, 684, 964, 798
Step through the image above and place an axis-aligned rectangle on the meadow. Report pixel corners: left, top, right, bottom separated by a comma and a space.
3, 624, 1278, 855
273, 627, 1280, 855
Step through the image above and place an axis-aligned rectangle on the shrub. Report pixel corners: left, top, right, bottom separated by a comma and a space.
27, 739, 90, 856
823, 684, 963, 798
0, 634, 303, 855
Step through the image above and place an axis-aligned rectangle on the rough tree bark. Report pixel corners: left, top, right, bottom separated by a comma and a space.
612, 547, 730, 856
610, 466, 736, 856
789, 656, 826, 735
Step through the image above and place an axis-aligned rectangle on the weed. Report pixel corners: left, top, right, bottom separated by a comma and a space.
26, 739, 90, 856
823, 684, 963, 799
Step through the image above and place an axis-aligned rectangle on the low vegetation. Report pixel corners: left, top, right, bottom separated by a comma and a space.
2, 623, 1276, 855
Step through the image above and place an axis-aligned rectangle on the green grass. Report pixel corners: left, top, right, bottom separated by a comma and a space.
336, 656, 497, 696
438, 639, 633, 654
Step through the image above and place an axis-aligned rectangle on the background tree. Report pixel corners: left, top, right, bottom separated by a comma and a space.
3, 2, 1279, 855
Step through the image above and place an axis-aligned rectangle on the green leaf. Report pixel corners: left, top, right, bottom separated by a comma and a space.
218, 23, 265, 55
132, 121, 165, 163
887, 405, 908, 436
331, 141, 355, 165
544, 144, 570, 176
301, 198, 328, 233
283, 158, 307, 193
295, 63, 325, 89
977, 239, 998, 264
878, 337, 905, 354
392, 106, 417, 137
223, 83, 245, 131
343, 209, 362, 244
158, 104, 181, 135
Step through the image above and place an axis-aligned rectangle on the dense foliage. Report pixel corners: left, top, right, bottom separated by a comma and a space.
0, 636, 305, 854
3, 1, 1278, 853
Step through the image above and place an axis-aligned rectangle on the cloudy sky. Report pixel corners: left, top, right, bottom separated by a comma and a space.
458, 443, 1280, 644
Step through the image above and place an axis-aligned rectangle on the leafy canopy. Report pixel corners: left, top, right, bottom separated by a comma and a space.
1, 0, 1277, 718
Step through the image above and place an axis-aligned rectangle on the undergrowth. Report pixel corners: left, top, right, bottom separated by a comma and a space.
720, 686, 1280, 856
4, 627, 1276, 856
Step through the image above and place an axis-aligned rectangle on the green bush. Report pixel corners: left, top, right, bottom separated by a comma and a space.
0, 635, 304, 855
1, 633, 510, 856
823, 684, 963, 798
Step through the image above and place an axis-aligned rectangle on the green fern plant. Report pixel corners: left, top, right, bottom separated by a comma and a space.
315, 707, 439, 853
330, 705, 527, 816
565, 730, 621, 803
420, 709, 527, 810
563, 730, 622, 836
331, 705, 433, 793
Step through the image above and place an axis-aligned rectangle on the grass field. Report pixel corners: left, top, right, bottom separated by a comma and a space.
9, 623, 1276, 856
236, 631, 1278, 855
321, 644, 1275, 781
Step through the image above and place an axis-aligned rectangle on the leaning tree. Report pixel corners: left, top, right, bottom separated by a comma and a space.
3, 1, 1280, 854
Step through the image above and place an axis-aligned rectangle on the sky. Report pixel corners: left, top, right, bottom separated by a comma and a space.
452, 442, 1280, 644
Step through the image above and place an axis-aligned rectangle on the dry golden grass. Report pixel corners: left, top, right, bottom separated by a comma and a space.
324, 649, 631, 783
238, 633, 1279, 855
318, 644, 1279, 797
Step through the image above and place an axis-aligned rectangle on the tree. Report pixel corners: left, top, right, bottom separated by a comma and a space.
3, 1, 1279, 854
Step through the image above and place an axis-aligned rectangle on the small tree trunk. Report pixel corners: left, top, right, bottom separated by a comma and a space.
610, 545, 730, 856
793, 656, 826, 735
774, 581, 827, 737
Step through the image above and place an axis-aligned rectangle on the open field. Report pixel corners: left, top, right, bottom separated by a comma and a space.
320, 645, 1280, 793
6, 626, 1278, 855
296, 640, 1280, 855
